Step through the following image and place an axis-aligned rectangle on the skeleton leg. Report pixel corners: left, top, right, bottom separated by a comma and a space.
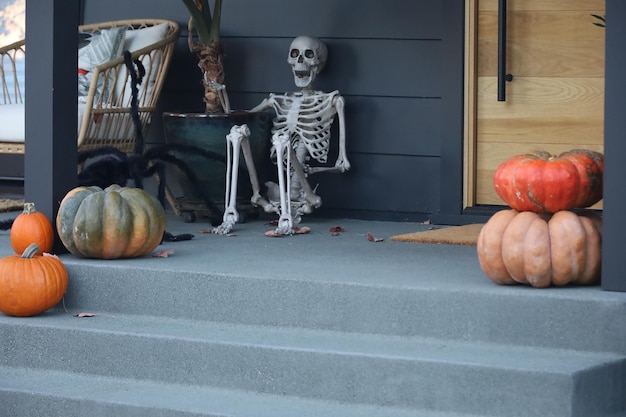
239, 138, 271, 214
213, 125, 249, 234
289, 144, 322, 215
272, 133, 295, 235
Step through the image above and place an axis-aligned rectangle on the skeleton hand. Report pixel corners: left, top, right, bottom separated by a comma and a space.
334, 155, 351, 173
309, 155, 351, 174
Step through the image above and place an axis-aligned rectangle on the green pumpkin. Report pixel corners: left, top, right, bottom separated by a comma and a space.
56, 185, 166, 259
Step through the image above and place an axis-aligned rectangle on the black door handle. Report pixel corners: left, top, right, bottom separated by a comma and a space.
498, 0, 513, 101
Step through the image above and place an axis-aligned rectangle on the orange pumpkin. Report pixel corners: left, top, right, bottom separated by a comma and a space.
493, 149, 604, 213
0, 243, 69, 317
477, 210, 602, 288
10, 202, 54, 256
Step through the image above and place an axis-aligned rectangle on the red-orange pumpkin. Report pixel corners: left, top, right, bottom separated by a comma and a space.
0, 243, 69, 317
477, 210, 602, 288
493, 149, 604, 213
10, 202, 54, 256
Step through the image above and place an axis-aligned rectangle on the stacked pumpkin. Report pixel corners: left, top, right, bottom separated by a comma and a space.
0, 203, 68, 316
477, 149, 604, 288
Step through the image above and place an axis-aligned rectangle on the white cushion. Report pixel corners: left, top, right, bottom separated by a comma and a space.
0, 104, 25, 142
124, 22, 169, 52
114, 23, 169, 105
0, 103, 84, 144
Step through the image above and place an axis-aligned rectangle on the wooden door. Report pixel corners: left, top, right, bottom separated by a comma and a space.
467, 0, 605, 209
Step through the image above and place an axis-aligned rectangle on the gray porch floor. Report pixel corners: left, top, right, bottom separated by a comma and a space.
0, 206, 624, 310
1, 207, 481, 288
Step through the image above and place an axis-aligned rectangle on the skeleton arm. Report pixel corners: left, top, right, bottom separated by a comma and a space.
307, 94, 350, 174
250, 97, 272, 113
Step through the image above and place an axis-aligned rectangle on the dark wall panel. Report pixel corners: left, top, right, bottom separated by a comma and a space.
222, 0, 443, 39
167, 38, 443, 98
84, 1, 443, 39
310, 153, 440, 215
345, 97, 441, 157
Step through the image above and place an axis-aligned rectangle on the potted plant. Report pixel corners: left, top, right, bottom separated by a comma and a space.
181, 0, 228, 113
162, 0, 272, 222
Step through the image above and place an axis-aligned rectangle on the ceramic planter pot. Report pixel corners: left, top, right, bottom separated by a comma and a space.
162, 110, 273, 221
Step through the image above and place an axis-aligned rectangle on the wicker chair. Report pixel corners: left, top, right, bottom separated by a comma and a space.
0, 19, 180, 155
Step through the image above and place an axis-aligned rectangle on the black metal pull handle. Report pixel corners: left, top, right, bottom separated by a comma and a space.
497, 0, 513, 101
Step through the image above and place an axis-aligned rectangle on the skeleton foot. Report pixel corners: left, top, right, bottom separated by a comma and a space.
265, 218, 315, 237
275, 215, 294, 236
213, 212, 237, 235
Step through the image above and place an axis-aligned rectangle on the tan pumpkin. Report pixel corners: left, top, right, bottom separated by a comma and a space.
56, 185, 166, 259
477, 210, 602, 288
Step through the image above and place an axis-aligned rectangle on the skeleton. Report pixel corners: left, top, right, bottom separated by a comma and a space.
214, 35, 350, 236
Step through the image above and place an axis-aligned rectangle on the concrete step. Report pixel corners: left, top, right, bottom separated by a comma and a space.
62, 259, 626, 355
0, 366, 486, 417
1, 311, 624, 417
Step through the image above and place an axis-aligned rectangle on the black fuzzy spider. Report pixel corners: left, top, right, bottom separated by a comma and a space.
0, 142, 228, 234
77, 142, 228, 226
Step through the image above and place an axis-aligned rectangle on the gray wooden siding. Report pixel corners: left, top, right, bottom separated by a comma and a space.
82, 0, 465, 221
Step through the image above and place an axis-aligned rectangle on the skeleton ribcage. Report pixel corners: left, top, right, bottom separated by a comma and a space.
269, 92, 338, 163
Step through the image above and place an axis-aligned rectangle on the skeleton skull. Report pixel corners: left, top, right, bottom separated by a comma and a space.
288, 36, 328, 89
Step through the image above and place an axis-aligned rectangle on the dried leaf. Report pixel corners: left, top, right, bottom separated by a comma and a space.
197, 228, 213, 234
366, 232, 384, 242
43, 252, 59, 259
74, 312, 96, 318
329, 226, 344, 233
265, 226, 311, 237
153, 249, 175, 258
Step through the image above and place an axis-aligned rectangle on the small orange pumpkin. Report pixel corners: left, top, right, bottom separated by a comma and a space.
477, 210, 602, 288
10, 202, 54, 256
0, 243, 69, 317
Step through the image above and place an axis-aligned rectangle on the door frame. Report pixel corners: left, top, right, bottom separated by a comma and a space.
430, 0, 484, 225
463, 0, 479, 210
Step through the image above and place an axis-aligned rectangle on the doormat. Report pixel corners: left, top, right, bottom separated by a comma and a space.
0, 198, 24, 213
391, 223, 485, 246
